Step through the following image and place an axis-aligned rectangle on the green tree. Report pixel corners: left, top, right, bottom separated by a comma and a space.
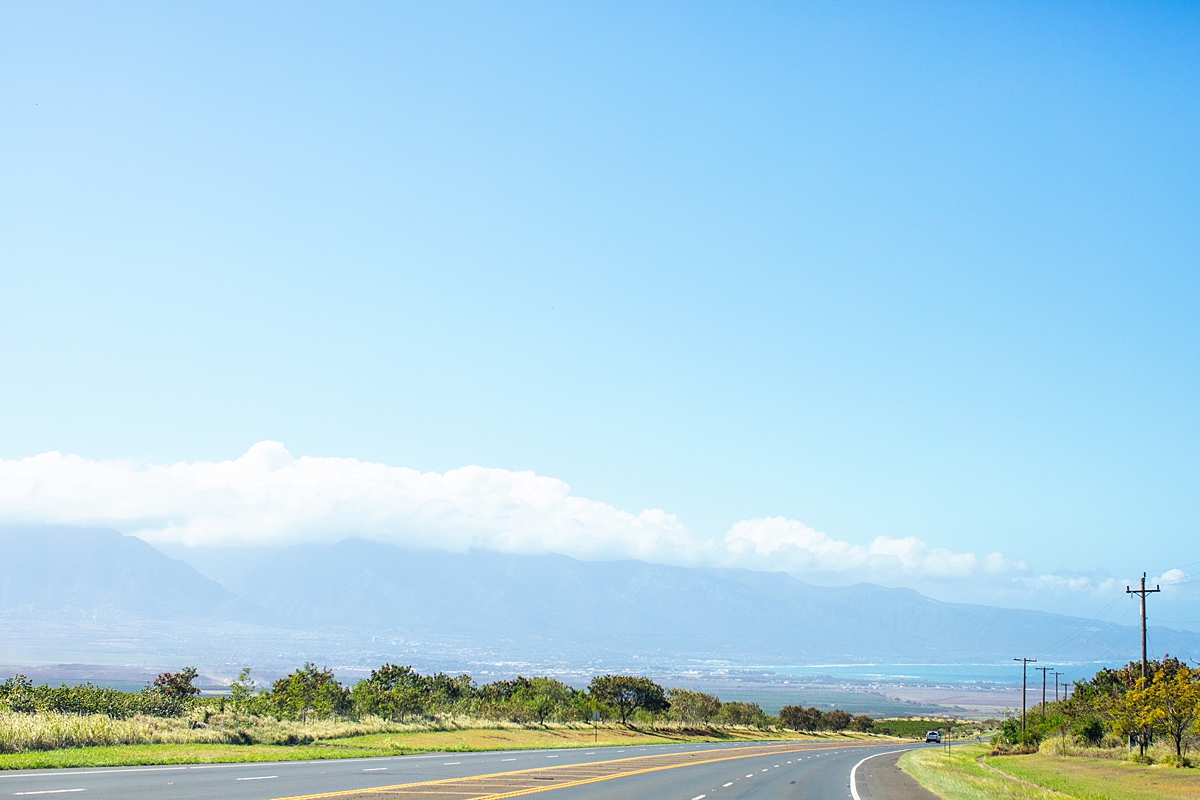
717, 701, 769, 727
665, 689, 722, 724
849, 714, 874, 732
779, 705, 822, 731
229, 667, 257, 715
145, 667, 201, 717
822, 709, 853, 731
1142, 664, 1200, 757
517, 677, 574, 725
269, 663, 349, 722
588, 675, 669, 725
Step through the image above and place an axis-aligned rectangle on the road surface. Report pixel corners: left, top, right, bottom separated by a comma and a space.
0, 740, 940, 799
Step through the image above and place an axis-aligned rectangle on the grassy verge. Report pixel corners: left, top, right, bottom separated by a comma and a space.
0, 724, 876, 770
900, 743, 1200, 800
991, 749, 1200, 800
900, 744, 1061, 800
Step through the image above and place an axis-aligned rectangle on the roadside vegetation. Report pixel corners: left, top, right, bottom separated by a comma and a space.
0, 664, 888, 768
899, 657, 1200, 800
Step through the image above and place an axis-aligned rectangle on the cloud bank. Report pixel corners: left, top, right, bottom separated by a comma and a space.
1, 441, 1026, 584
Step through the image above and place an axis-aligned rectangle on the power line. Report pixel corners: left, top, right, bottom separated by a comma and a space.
1041, 593, 1124, 656
1127, 573, 1161, 681
1127, 572, 1161, 759
1035, 666, 1052, 718
1045, 604, 1135, 658
1014, 657, 1036, 732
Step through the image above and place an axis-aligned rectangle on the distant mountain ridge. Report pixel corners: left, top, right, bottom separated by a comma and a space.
2, 526, 1196, 670
0, 526, 242, 620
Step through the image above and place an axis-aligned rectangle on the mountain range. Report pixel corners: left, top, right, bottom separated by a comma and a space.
2, 525, 1195, 676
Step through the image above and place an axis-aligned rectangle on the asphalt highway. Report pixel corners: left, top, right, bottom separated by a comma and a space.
0, 741, 937, 800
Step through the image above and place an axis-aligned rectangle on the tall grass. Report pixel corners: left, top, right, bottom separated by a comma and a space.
0, 712, 424, 753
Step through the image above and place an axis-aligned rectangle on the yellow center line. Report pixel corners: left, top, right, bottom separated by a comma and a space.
269, 742, 857, 800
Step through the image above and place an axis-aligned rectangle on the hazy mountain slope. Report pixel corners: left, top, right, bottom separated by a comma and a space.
4, 526, 1193, 668
0, 526, 254, 621
175, 538, 1200, 664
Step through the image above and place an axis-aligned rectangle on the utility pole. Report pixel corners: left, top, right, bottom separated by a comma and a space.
1036, 666, 1051, 717
1126, 573, 1161, 681
1126, 573, 1161, 757
1014, 657, 1036, 732
1053, 671, 1064, 702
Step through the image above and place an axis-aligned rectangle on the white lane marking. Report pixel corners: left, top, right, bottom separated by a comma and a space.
761, 769, 768, 772
850, 749, 910, 800
502, 758, 517, 762
363, 767, 388, 772
546, 755, 558, 758
235, 776, 278, 781
13, 792, 85, 797
1, 768, 184, 779
745, 774, 754, 778
691, 795, 706, 800
443, 762, 462, 765
723, 782, 733, 787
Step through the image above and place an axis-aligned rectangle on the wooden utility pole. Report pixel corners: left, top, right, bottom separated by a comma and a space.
1014, 657, 1036, 732
1126, 573, 1161, 680
1126, 573, 1161, 757
1036, 666, 1051, 717
1053, 671, 1064, 702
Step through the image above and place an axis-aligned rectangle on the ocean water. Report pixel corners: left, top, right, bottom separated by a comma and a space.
758, 661, 1117, 686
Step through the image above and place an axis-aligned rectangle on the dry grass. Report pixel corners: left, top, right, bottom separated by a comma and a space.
0, 711, 882, 769
328, 722, 822, 752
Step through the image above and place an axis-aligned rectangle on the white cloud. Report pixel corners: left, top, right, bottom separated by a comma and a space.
0, 442, 1023, 584
1158, 569, 1189, 585
1017, 573, 1122, 594
724, 517, 1026, 580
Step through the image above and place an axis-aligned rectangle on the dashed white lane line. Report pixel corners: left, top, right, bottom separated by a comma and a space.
502, 758, 517, 762
13, 791, 86, 797
745, 774, 754, 778
362, 768, 387, 772
443, 762, 461, 766
235, 776, 278, 781
723, 782, 733, 787
690, 795, 706, 800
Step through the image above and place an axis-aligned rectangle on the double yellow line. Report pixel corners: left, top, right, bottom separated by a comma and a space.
271, 742, 833, 800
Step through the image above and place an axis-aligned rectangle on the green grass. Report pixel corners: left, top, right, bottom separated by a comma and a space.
900, 743, 1200, 800
991, 749, 1200, 800
900, 744, 1062, 800
0, 721, 884, 770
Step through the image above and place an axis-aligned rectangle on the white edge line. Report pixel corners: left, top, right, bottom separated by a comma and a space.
850, 749, 911, 800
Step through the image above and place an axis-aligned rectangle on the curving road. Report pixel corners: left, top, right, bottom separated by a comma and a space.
0, 741, 939, 799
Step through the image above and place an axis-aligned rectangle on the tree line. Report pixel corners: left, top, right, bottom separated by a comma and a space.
1, 664, 879, 733
994, 655, 1200, 765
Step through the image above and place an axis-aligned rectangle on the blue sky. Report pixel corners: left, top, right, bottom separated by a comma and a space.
1, 2, 1198, 619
